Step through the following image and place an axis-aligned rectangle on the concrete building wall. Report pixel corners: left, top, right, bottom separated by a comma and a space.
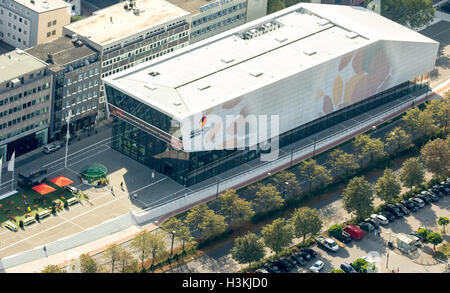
36, 7, 71, 45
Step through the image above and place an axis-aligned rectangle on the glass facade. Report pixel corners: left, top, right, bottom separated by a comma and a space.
110, 77, 430, 187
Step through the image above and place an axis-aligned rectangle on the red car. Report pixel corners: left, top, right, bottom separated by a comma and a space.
343, 225, 364, 240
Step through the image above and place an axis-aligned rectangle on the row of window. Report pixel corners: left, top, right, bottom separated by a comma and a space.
0, 7, 29, 24
62, 103, 97, 120
191, 14, 245, 38
0, 82, 51, 106
2, 20, 28, 35
63, 91, 97, 109
0, 30, 26, 46
65, 80, 98, 96
0, 119, 49, 142
66, 68, 99, 85
192, 3, 246, 27
46, 30, 56, 38
0, 95, 50, 119
0, 107, 49, 131
1, 1, 31, 16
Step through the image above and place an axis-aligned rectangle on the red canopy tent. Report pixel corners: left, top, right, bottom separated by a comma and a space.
32, 183, 56, 195
50, 176, 74, 187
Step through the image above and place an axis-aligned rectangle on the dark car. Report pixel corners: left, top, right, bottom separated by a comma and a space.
380, 210, 395, 222
416, 194, 432, 204
430, 187, 444, 198
384, 205, 403, 218
301, 248, 317, 258
364, 218, 380, 228
359, 221, 375, 232
340, 262, 357, 273
264, 262, 281, 273
292, 252, 307, 266
425, 191, 439, 202
395, 203, 410, 215
401, 200, 418, 212
290, 254, 306, 267
276, 258, 295, 272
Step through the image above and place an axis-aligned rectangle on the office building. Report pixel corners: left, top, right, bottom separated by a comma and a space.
0, 49, 52, 160
26, 36, 101, 140
0, 0, 71, 49
64, 0, 81, 16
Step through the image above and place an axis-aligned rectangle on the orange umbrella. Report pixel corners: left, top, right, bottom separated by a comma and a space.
32, 183, 56, 195
49, 176, 74, 187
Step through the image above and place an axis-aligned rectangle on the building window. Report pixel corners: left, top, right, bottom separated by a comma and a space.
48, 22, 51, 27
52, 30, 56, 36
52, 20, 56, 26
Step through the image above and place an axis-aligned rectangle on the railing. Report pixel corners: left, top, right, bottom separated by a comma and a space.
131, 89, 433, 224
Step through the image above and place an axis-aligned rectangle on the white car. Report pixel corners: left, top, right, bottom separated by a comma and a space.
310, 260, 324, 273
371, 214, 389, 226
43, 143, 61, 154
325, 238, 340, 252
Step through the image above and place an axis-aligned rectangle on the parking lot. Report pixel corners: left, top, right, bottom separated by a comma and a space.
266, 192, 449, 274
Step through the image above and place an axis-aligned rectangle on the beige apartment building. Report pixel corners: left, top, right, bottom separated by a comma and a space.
0, 0, 71, 49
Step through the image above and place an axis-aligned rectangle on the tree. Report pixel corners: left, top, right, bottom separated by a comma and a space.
219, 189, 254, 227
426, 232, 443, 251
104, 244, 124, 273
438, 217, 449, 234
261, 218, 293, 254
385, 127, 411, 154
382, 0, 435, 29
375, 168, 402, 204
402, 107, 436, 141
342, 176, 374, 220
231, 233, 266, 269
298, 159, 332, 190
272, 170, 301, 199
290, 207, 323, 246
177, 224, 193, 252
198, 210, 228, 239
41, 264, 66, 273
330, 268, 345, 273
184, 203, 209, 233
328, 223, 344, 238
353, 134, 385, 167
352, 258, 369, 273
253, 184, 284, 212
416, 228, 430, 240
425, 98, 450, 136
328, 149, 359, 178
79, 253, 98, 273
421, 138, 450, 177
131, 230, 152, 270
148, 233, 167, 270
117, 250, 138, 273
267, 0, 285, 14
399, 157, 425, 192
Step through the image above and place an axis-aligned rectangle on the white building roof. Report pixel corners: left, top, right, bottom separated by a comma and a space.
13, 0, 71, 13
63, 0, 190, 46
103, 3, 438, 120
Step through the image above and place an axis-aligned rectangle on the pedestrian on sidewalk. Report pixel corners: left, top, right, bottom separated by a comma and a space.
120, 182, 124, 191
110, 185, 114, 196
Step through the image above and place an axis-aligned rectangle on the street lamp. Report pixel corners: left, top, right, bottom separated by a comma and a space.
64, 111, 72, 168
170, 230, 176, 256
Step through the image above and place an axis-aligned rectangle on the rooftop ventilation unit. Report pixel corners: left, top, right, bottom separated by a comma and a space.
275, 36, 287, 43
197, 83, 210, 91
240, 21, 281, 40
173, 102, 182, 106
144, 84, 158, 91
11, 78, 21, 87
317, 18, 330, 26
16, 49, 24, 55
148, 71, 160, 77
303, 49, 317, 56
71, 34, 78, 43
345, 32, 359, 39
220, 56, 234, 64
249, 70, 263, 77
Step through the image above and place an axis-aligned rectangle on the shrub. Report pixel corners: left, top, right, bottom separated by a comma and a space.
327, 224, 343, 238
331, 268, 345, 273
416, 228, 430, 240
352, 258, 369, 273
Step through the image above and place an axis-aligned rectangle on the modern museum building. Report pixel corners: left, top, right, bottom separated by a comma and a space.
103, 3, 439, 187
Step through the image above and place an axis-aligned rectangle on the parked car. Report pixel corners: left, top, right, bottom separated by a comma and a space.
64, 185, 79, 195
291, 252, 306, 266
407, 234, 422, 247
410, 197, 425, 207
385, 204, 404, 217
335, 230, 352, 243
370, 214, 389, 225
394, 203, 410, 216
264, 262, 281, 273
380, 210, 396, 222
276, 257, 295, 272
416, 194, 432, 204
316, 236, 339, 252
364, 218, 380, 228
359, 221, 375, 232
430, 187, 444, 198
340, 262, 357, 273
343, 225, 364, 240
290, 253, 306, 267
401, 200, 418, 212
301, 248, 317, 258
255, 268, 269, 273
310, 260, 325, 273
43, 143, 62, 154
3, 221, 18, 232
440, 182, 450, 195
422, 191, 439, 202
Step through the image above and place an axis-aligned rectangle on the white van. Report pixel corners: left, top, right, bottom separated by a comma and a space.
4, 221, 18, 232
371, 214, 389, 225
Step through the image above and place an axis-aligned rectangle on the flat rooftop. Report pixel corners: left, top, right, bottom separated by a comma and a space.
13, 0, 71, 13
165, 0, 212, 14
64, 0, 190, 46
0, 49, 48, 84
26, 37, 97, 71
104, 3, 438, 120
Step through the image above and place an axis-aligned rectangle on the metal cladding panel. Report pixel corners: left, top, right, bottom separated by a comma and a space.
177, 39, 438, 152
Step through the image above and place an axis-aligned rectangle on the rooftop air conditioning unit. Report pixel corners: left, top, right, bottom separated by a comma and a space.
11, 78, 21, 87
71, 34, 78, 43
